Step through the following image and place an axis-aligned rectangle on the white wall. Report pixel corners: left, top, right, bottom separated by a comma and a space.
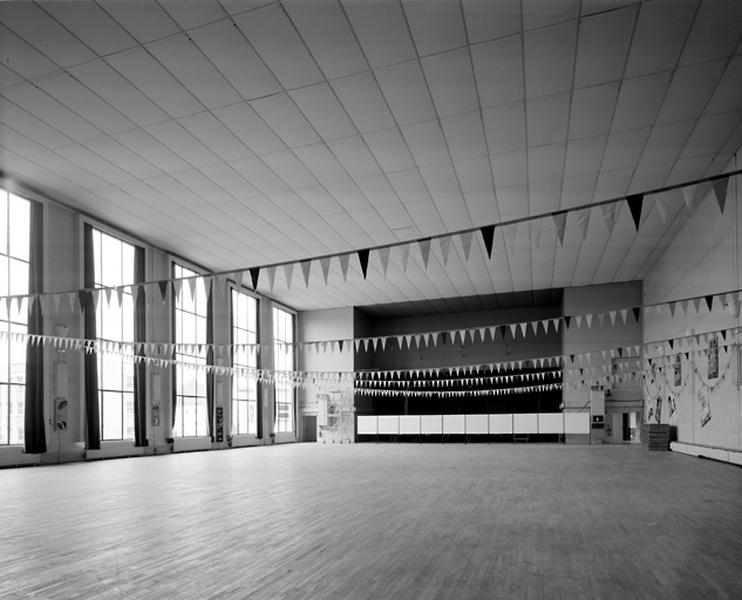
643, 171, 742, 451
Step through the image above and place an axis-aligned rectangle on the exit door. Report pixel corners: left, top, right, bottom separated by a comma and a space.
302, 415, 317, 442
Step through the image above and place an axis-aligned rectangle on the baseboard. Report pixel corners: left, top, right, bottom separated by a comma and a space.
671, 442, 742, 466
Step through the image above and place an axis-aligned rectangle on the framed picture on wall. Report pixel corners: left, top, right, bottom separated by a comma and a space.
699, 389, 711, 428
708, 337, 719, 379
673, 354, 682, 387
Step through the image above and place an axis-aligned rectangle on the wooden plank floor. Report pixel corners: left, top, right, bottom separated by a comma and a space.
1, 444, 741, 600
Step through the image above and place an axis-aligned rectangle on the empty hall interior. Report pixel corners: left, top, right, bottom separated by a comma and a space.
1, 1, 742, 598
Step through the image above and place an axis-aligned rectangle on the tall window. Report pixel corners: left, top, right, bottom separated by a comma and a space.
173, 263, 208, 437
272, 306, 295, 434
91, 228, 136, 441
0, 189, 29, 445
231, 289, 258, 435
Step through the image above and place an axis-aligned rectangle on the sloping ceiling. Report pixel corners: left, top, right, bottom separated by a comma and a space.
0, 0, 741, 311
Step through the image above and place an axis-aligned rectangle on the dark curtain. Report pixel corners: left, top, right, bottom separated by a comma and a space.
206, 284, 214, 440
133, 247, 147, 446
83, 224, 100, 450
23, 201, 45, 454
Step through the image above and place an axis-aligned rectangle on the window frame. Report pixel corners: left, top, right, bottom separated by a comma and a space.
230, 285, 260, 437
272, 304, 297, 435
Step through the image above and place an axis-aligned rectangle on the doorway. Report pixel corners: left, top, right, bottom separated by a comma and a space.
302, 415, 317, 442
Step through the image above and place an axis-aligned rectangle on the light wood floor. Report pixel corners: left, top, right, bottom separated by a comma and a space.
1, 444, 741, 600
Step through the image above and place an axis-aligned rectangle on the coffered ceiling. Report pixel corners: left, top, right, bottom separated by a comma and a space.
1, 0, 741, 311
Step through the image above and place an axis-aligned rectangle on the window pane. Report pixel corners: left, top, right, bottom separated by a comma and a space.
9, 323, 26, 384
8, 194, 29, 261
102, 391, 122, 441
123, 392, 135, 440
0, 385, 7, 444
0, 191, 7, 254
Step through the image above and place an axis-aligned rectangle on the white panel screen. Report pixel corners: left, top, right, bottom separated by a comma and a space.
399, 415, 420, 434
564, 412, 590, 434
513, 413, 539, 434
443, 414, 465, 434
377, 415, 399, 435
466, 414, 488, 434
421, 414, 442, 434
538, 413, 564, 434
489, 414, 513, 433
356, 415, 377, 435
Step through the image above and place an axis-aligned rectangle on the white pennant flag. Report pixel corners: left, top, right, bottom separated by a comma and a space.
377, 246, 390, 276
418, 238, 431, 269
576, 209, 590, 240
681, 184, 698, 211
459, 231, 473, 261
266, 266, 276, 292
283, 263, 294, 288
601, 203, 618, 234
300, 260, 311, 288
339, 253, 350, 281
654, 196, 668, 222
531, 219, 543, 249
439, 236, 451, 266
187, 277, 197, 302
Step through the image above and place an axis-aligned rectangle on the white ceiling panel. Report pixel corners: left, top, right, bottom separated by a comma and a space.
112, 129, 191, 173
98, 1, 180, 44
144, 120, 221, 168
420, 48, 479, 118
403, 0, 466, 57
146, 34, 242, 110
522, 0, 580, 31
461, 0, 521, 44
158, 0, 227, 30
574, 5, 636, 88
233, 4, 323, 90
528, 178, 561, 214
2, 83, 102, 142
355, 174, 401, 208
420, 163, 462, 201
483, 102, 526, 155
401, 120, 451, 168
284, 1, 367, 79
495, 182, 527, 221
440, 111, 487, 161
640, 120, 695, 166
69, 60, 170, 127
0, 2, 95, 67
54, 144, 134, 185
601, 128, 651, 171
289, 84, 357, 141
38, 0, 137, 56
342, 0, 416, 68
229, 157, 289, 196
471, 34, 524, 109
629, 162, 674, 193
491, 150, 528, 189
295, 186, 343, 216
464, 190, 498, 223
568, 83, 619, 139
705, 55, 742, 115
0, 94, 74, 148
81, 136, 163, 179
679, 0, 742, 66
0, 64, 23, 91
325, 136, 381, 179
331, 71, 395, 134
593, 167, 633, 201
561, 173, 597, 208
375, 60, 436, 126
189, 20, 281, 101
0, 24, 60, 79
250, 93, 321, 148
528, 143, 565, 183
526, 93, 570, 147
624, 0, 696, 78
564, 135, 606, 178
177, 111, 253, 162
523, 21, 577, 99
176, 168, 234, 205
27, 150, 110, 191
34, 71, 135, 135
387, 169, 431, 205
611, 72, 672, 132
0, 122, 46, 157
212, 102, 286, 156
655, 60, 726, 124
293, 144, 348, 185
454, 156, 492, 195
261, 150, 319, 189
679, 112, 741, 159
105, 46, 204, 119
362, 128, 416, 173
142, 173, 205, 208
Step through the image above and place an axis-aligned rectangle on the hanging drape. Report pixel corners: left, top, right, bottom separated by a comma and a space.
133, 247, 147, 446
83, 224, 100, 450
206, 284, 214, 440
23, 201, 45, 454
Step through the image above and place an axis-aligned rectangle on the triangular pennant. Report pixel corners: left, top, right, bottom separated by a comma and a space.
531, 219, 543, 249
601, 203, 618, 234
418, 238, 431, 269
104, 286, 113, 307
564, 315, 571, 329
266, 266, 276, 292
480, 225, 495, 258
632, 307, 640, 323
439, 237, 451, 266
377, 247, 390, 276
300, 260, 311, 288
692, 297, 701, 314
668, 301, 676, 318
704, 295, 713, 312
249, 267, 260, 291
575, 314, 583, 328
503, 223, 517, 252
711, 176, 729, 213
552, 211, 567, 245
357, 249, 370, 279
627, 193, 643, 231
319, 257, 331, 285
187, 277, 197, 301
681, 184, 698, 211
339, 254, 350, 281
283, 263, 294, 288
576, 209, 590, 240
459, 231, 473, 261
655, 196, 668, 223
585, 313, 593, 328
620, 308, 628, 324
